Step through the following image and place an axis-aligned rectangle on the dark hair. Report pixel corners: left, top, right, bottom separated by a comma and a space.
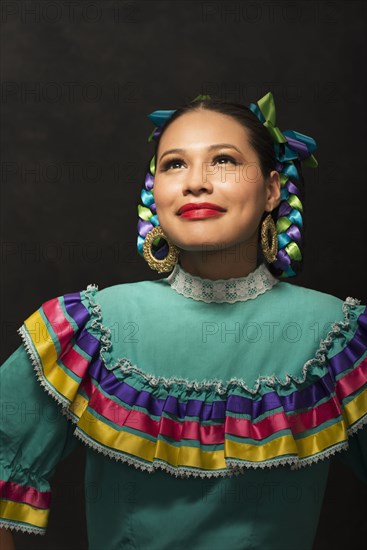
137, 96, 307, 279
154, 98, 277, 178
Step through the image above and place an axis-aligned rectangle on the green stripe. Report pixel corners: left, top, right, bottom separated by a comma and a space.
59, 295, 81, 333
226, 428, 292, 446
38, 307, 61, 356
157, 434, 224, 451
341, 382, 367, 405
293, 416, 342, 440
334, 350, 367, 382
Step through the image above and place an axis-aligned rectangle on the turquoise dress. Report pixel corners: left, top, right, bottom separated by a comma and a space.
1, 262, 367, 549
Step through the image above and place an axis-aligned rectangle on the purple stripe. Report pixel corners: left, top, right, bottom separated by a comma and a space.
62, 291, 100, 356
75, 327, 101, 357
64, 292, 90, 328
87, 358, 339, 422
328, 308, 367, 376
80, 307, 367, 422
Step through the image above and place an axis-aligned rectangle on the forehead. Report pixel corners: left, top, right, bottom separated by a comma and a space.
158, 109, 251, 149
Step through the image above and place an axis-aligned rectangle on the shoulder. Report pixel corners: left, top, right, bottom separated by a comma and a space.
92, 278, 167, 304
272, 280, 359, 317
82, 278, 171, 321
275, 280, 344, 304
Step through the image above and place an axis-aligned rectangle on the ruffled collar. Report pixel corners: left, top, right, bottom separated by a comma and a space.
165, 261, 279, 303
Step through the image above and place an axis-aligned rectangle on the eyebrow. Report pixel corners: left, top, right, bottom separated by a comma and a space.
158, 143, 243, 163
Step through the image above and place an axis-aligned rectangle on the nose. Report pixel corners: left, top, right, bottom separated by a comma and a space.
181, 160, 214, 195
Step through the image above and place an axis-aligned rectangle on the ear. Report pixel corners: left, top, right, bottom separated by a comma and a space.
264, 170, 281, 211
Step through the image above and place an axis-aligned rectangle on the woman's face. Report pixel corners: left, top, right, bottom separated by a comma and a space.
153, 109, 280, 256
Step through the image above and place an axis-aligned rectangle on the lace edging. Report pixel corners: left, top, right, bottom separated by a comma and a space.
16, 290, 367, 478
72, 427, 298, 478
0, 519, 45, 535
84, 284, 113, 358
67, 413, 367, 479
82, 288, 362, 395
290, 412, 367, 470
166, 262, 279, 304
17, 325, 70, 408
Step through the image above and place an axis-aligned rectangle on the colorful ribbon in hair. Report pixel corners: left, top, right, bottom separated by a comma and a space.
248, 91, 318, 173
138, 92, 319, 278
247, 92, 318, 277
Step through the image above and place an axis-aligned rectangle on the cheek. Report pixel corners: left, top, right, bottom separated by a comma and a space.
154, 184, 176, 211
234, 186, 267, 213
152, 184, 164, 208
153, 189, 171, 221
243, 164, 263, 182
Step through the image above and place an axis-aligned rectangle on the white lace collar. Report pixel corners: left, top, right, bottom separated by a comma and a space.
165, 262, 279, 303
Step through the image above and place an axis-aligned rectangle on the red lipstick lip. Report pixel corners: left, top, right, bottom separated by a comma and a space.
177, 202, 226, 215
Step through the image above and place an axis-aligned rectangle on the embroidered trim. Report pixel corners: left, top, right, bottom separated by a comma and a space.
16, 283, 114, 407
84, 284, 113, 358
64, 409, 367, 478
17, 324, 70, 408
16, 285, 367, 478
81, 285, 363, 396
0, 519, 45, 535
288, 415, 367, 470
165, 262, 279, 303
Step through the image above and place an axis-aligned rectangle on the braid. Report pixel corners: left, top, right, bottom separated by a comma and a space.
267, 158, 305, 278
137, 150, 169, 260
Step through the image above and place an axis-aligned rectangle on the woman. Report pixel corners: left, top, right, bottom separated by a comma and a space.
1, 92, 366, 550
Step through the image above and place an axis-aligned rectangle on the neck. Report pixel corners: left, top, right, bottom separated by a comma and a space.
177, 240, 259, 281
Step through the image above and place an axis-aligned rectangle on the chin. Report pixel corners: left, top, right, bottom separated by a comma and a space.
172, 239, 234, 252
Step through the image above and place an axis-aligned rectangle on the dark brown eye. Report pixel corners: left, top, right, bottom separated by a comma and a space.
161, 157, 185, 171
213, 155, 238, 166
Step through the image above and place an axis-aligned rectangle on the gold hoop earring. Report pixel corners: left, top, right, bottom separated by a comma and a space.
143, 226, 180, 273
261, 214, 278, 263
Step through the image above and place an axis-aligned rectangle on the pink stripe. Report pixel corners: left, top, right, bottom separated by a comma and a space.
336, 356, 367, 400
77, 375, 346, 444
227, 411, 289, 438
0, 479, 50, 509
287, 397, 342, 434
61, 347, 90, 379
43, 298, 74, 351
226, 397, 342, 438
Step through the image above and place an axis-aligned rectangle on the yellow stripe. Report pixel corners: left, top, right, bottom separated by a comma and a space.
226, 433, 298, 462
24, 311, 80, 402
343, 386, 367, 426
70, 393, 89, 417
344, 388, 367, 426
156, 439, 226, 469
78, 410, 302, 469
24, 307, 367, 469
77, 407, 362, 469
0, 499, 49, 529
78, 409, 227, 469
295, 420, 347, 458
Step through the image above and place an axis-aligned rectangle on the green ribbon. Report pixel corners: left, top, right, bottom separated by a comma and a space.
276, 216, 292, 233
285, 241, 302, 261
257, 92, 287, 145
138, 204, 153, 221
288, 194, 303, 212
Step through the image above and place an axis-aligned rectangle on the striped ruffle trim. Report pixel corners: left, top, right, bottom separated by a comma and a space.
16, 285, 367, 475
2, 284, 367, 532
0, 479, 49, 535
